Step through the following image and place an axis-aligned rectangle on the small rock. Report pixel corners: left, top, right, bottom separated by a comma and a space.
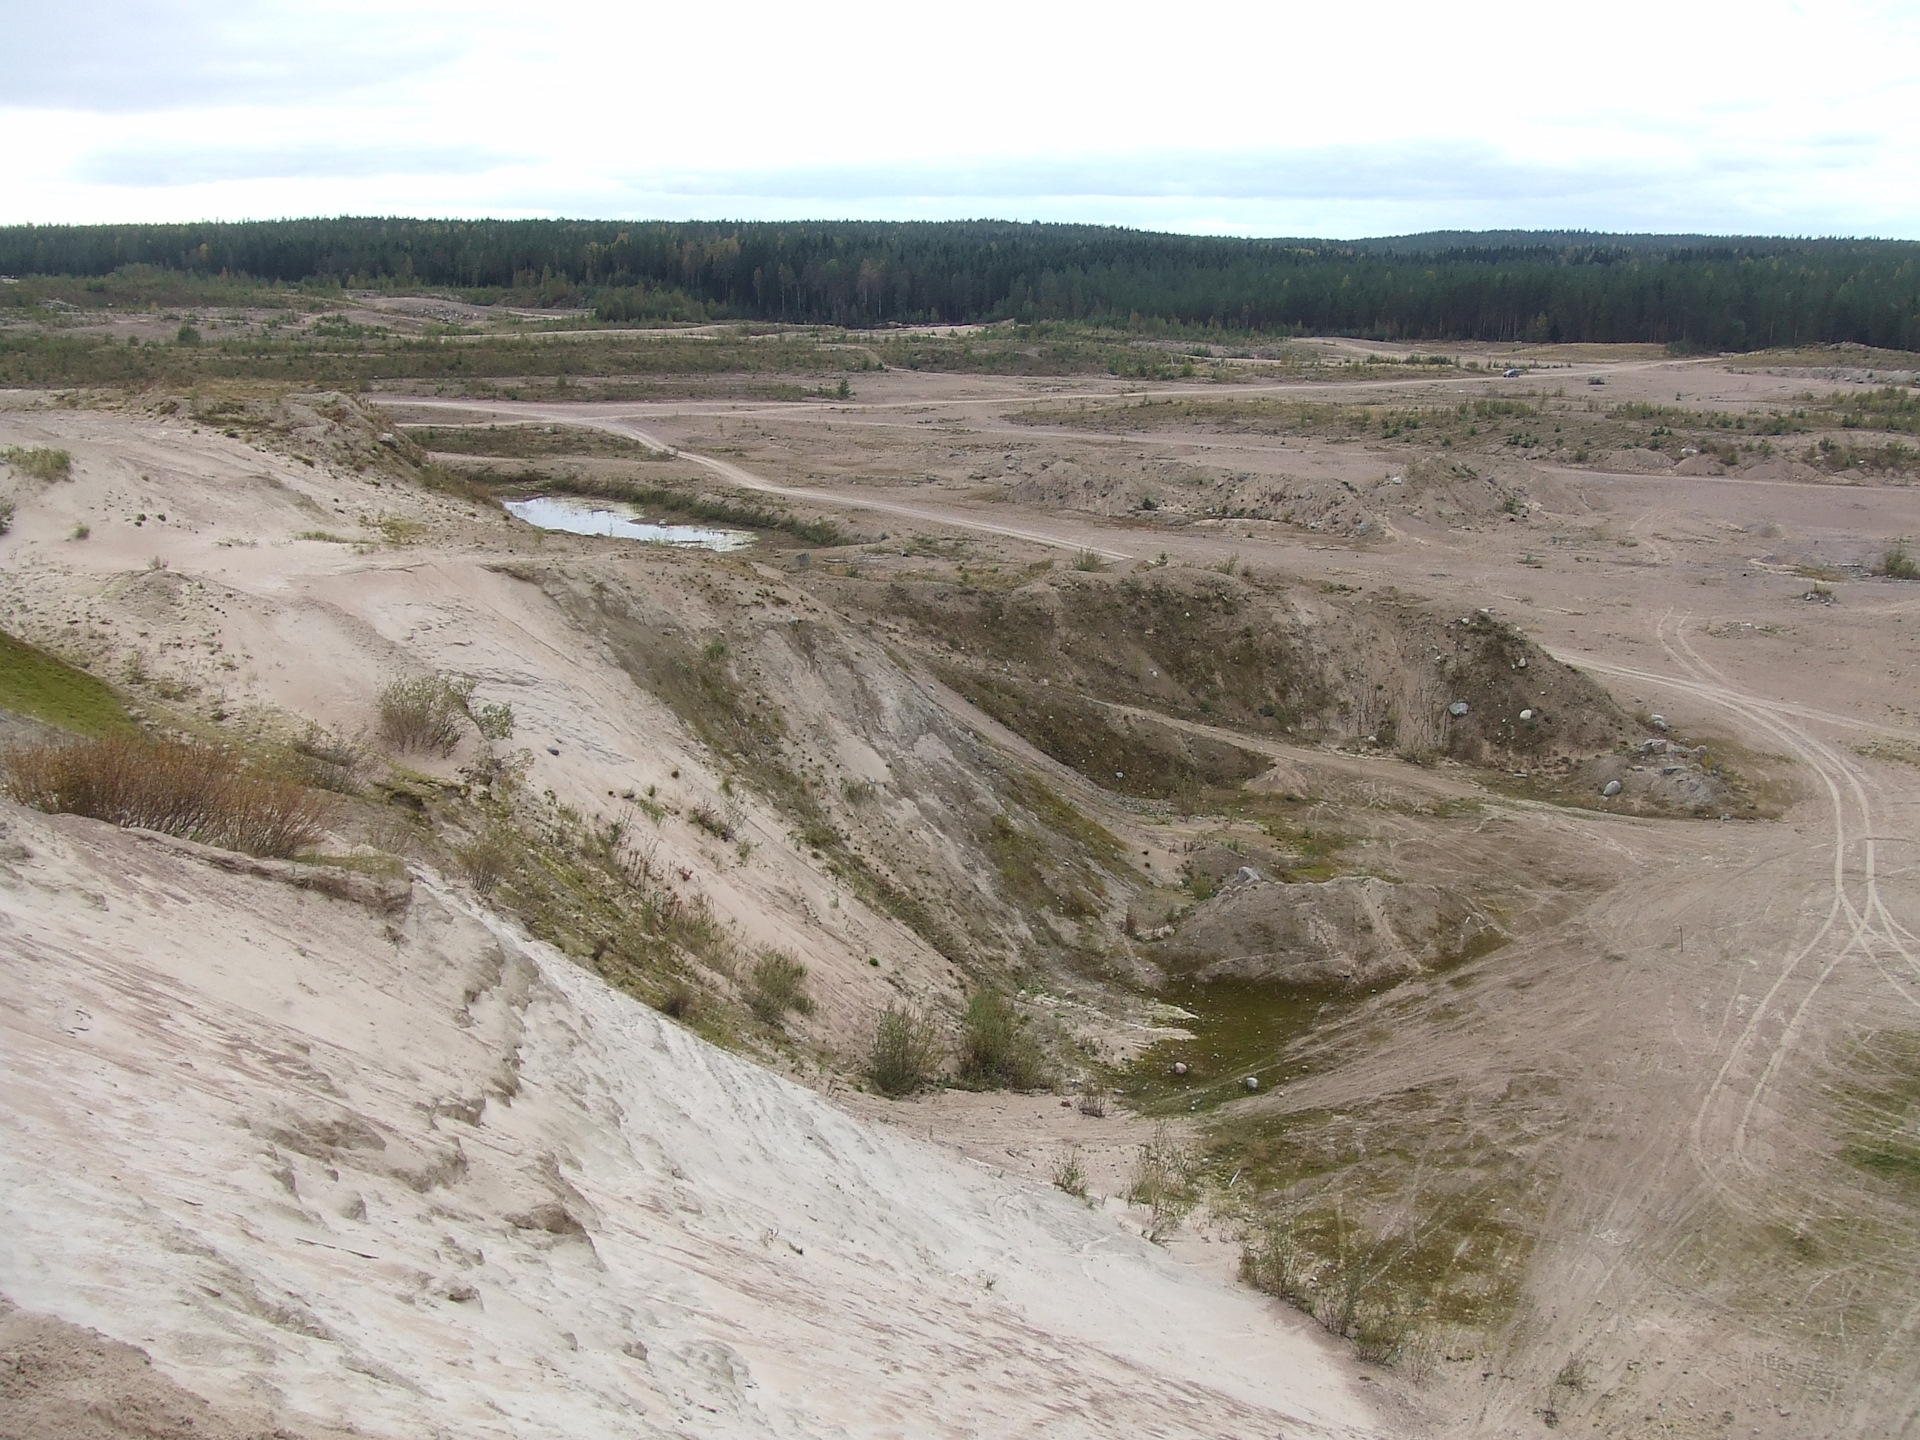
1602, 780, 1623, 798
1651, 714, 1669, 730
1520, 708, 1534, 721
1244, 1076, 1260, 1092
546, 746, 560, 756
1171, 1062, 1189, 1076
1448, 701, 1471, 717
1236, 865, 1263, 884
1517, 657, 1527, 668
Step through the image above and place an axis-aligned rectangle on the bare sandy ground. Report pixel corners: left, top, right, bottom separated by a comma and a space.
0, 806, 1377, 1439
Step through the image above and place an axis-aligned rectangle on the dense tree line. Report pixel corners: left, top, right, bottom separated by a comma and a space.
2, 218, 1916, 351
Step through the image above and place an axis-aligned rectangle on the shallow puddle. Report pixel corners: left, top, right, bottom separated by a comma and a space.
504, 496, 752, 551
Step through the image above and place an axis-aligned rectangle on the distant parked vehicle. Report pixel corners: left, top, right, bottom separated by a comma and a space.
1503, 367, 1522, 378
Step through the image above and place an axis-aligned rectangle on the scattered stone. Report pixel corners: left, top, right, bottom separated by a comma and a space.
1448, 701, 1471, 717
1236, 866, 1263, 884
1244, 1076, 1260, 1092
547, 746, 560, 756
1651, 714, 1669, 730
1171, 1062, 1189, 1076
1602, 780, 1623, 798
1520, 708, 1534, 721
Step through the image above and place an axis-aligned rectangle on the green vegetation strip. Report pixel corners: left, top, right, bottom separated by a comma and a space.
0, 630, 130, 734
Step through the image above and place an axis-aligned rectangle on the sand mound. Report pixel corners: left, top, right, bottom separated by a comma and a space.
1165, 873, 1501, 988
0, 803, 1375, 1440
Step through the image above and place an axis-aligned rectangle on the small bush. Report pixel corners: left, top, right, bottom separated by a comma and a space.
1071, 549, 1110, 572
1077, 1085, 1110, 1118
176, 324, 201, 346
376, 672, 477, 755
1052, 1148, 1089, 1199
958, 989, 1048, 1090
0, 499, 13, 535
1127, 1126, 1199, 1241
746, 951, 814, 1027
456, 823, 520, 893
868, 1005, 943, 1096
472, 700, 516, 740
3, 447, 72, 482
287, 725, 366, 792
689, 803, 736, 841
2, 732, 326, 857
1877, 542, 1918, 580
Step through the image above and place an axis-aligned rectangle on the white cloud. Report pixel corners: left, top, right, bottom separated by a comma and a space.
1, 0, 1916, 236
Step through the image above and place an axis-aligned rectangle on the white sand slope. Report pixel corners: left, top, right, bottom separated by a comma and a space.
0, 803, 1381, 1440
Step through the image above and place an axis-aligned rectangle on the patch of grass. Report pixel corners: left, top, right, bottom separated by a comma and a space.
1072, 549, 1110, 572
1220, 1083, 1549, 1355
2, 731, 326, 857
1837, 1029, 1920, 1195
958, 989, 1049, 1090
985, 811, 1102, 920
2, 446, 72, 481
0, 629, 130, 734
1052, 1148, 1089, 1199
745, 951, 815, 1028
868, 1005, 944, 1096
405, 422, 671, 461
1875, 541, 1918, 580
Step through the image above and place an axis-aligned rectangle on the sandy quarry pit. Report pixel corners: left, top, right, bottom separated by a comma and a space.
1, 341, 1918, 1438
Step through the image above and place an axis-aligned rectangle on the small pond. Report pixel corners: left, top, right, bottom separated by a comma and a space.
504, 496, 752, 551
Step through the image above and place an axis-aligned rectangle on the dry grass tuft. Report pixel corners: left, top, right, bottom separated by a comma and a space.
2, 732, 326, 857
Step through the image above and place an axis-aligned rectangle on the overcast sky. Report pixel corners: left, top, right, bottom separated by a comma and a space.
3, 0, 1916, 238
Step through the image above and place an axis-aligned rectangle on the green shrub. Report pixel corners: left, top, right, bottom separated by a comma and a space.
0, 498, 12, 535
376, 672, 477, 755
2, 731, 326, 857
455, 823, 521, 894
958, 989, 1048, 1090
868, 1005, 943, 1096
746, 951, 814, 1027
473, 700, 516, 740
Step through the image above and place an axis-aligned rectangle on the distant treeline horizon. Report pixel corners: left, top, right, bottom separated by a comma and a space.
3, 218, 1917, 352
